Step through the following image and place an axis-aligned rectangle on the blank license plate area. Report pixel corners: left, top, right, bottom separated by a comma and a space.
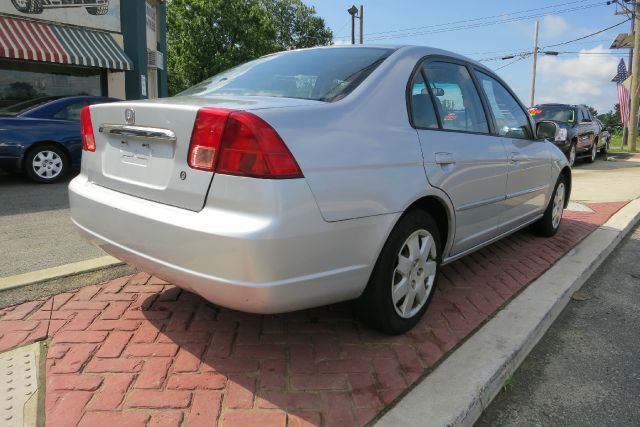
102, 137, 175, 189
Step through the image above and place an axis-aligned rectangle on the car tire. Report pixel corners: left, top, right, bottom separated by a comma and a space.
86, 5, 109, 15
530, 174, 567, 237
10, 0, 43, 13
356, 210, 441, 335
567, 142, 576, 167
24, 145, 69, 184
600, 138, 609, 155
585, 140, 597, 163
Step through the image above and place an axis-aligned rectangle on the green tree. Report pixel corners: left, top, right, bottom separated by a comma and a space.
598, 103, 622, 130
167, 0, 333, 95
585, 105, 598, 117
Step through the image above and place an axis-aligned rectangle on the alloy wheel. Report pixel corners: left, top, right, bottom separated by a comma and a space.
552, 182, 565, 229
591, 143, 597, 162
32, 150, 63, 180
392, 229, 438, 319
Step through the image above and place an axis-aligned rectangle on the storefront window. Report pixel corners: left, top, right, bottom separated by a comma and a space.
0, 60, 104, 109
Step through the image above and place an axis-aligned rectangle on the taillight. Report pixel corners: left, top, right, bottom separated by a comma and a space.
80, 106, 96, 152
187, 108, 230, 171
188, 108, 303, 179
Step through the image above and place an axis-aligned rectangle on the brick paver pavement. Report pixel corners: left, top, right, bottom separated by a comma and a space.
0, 202, 627, 426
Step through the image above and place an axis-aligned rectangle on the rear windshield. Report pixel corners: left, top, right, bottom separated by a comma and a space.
528, 106, 575, 124
178, 47, 395, 102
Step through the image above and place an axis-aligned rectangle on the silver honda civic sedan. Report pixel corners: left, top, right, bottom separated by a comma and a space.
70, 45, 570, 334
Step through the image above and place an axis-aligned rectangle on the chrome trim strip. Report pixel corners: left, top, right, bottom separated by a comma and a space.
98, 124, 177, 142
456, 195, 506, 212
442, 214, 543, 265
506, 184, 548, 200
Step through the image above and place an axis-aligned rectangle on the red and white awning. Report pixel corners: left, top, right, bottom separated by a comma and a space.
0, 15, 132, 70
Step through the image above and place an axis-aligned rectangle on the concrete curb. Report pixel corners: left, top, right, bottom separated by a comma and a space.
376, 199, 640, 427
0, 256, 123, 292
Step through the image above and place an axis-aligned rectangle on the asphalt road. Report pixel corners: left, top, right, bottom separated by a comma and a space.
0, 171, 105, 278
1, 153, 638, 279
476, 223, 640, 426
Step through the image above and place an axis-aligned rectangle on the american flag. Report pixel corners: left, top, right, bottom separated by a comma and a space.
615, 58, 630, 127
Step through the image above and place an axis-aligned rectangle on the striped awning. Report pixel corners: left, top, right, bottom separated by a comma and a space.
0, 15, 132, 70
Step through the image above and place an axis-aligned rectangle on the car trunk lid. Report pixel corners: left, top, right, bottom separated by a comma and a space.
84, 97, 316, 211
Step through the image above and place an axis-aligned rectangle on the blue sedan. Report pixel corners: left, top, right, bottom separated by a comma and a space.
0, 95, 119, 183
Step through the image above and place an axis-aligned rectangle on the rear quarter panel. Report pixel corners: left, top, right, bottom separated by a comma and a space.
254, 48, 430, 222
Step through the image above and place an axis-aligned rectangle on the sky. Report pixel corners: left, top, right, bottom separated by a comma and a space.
301, 0, 632, 114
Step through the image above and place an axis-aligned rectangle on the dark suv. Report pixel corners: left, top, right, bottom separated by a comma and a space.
529, 103, 605, 166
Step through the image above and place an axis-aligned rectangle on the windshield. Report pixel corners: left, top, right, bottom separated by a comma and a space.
528, 106, 575, 124
178, 47, 395, 102
0, 96, 61, 117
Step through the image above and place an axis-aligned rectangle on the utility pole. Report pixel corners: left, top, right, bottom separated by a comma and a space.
629, 0, 640, 151
530, 21, 540, 107
359, 4, 364, 44
620, 0, 635, 148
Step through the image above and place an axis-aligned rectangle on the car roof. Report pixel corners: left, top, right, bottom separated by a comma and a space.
273, 44, 496, 75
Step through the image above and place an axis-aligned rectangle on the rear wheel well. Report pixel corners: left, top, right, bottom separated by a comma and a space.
404, 196, 451, 255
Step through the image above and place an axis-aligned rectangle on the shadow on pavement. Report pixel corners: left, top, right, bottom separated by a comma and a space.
0, 170, 78, 216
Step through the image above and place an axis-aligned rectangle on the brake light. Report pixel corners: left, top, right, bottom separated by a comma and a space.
80, 106, 96, 152
188, 108, 302, 179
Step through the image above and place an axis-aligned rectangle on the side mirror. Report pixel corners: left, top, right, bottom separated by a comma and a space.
536, 120, 567, 142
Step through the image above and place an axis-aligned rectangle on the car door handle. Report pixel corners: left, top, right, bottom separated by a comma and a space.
510, 153, 525, 162
435, 152, 456, 165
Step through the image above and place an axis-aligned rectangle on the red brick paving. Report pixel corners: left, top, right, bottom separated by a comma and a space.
0, 202, 627, 426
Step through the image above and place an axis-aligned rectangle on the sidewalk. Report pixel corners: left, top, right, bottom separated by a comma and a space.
0, 202, 627, 426
476, 223, 640, 426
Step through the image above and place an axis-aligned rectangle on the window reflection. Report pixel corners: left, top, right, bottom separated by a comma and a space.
0, 59, 103, 108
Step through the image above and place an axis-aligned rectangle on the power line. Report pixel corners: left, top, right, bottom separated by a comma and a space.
347, 2, 608, 41
478, 18, 630, 62
542, 17, 631, 47
494, 57, 526, 71
354, 0, 599, 38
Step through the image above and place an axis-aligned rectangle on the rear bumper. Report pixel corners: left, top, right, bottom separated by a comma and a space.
69, 174, 395, 313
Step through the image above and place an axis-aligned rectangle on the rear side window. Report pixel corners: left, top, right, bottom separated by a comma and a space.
52, 101, 91, 122
178, 48, 394, 102
410, 72, 439, 129
422, 62, 489, 134
476, 71, 532, 140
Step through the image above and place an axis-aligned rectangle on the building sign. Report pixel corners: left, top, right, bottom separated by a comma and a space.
145, 1, 157, 51
0, 0, 121, 33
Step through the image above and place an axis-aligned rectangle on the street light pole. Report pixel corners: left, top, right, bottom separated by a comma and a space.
348, 5, 358, 45
530, 21, 540, 107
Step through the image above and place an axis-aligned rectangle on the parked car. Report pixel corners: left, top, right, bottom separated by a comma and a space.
0, 95, 120, 183
528, 103, 603, 165
70, 46, 571, 334
594, 117, 611, 155
10, 0, 110, 15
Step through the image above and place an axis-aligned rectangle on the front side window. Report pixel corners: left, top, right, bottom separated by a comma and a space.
476, 71, 532, 140
178, 47, 394, 102
422, 62, 489, 133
